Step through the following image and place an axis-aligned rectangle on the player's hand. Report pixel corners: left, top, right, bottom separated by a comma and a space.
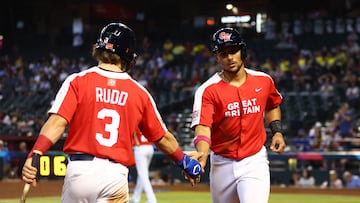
188, 151, 205, 173
185, 151, 205, 186
270, 132, 286, 153
21, 157, 38, 187
176, 154, 202, 186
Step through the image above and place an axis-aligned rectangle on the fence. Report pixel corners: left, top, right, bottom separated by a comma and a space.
1, 149, 359, 186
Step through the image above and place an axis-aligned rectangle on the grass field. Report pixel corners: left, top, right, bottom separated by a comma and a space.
0, 192, 359, 203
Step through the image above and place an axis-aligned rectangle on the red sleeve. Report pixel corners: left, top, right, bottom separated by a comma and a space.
133, 128, 152, 145
266, 77, 283, 110
48, 74, 79, 122
198, 90, 215, 127
138, 96, 167, 142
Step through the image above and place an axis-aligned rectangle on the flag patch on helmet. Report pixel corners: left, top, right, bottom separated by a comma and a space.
105, 43, 114, 50
219, 32, 232, 41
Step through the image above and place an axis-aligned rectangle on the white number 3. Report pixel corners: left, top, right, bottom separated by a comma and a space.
96, 108, 120, 147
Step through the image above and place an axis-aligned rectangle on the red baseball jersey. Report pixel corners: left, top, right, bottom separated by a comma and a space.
132, 128, 152, 146
191, 68, 282, 160
48, 66, 166, 166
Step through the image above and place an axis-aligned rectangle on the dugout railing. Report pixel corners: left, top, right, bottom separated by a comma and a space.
1, 149, 360, 186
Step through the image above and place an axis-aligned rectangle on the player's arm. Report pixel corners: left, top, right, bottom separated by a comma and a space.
266, 106, 286, 153
154, 131, 202, 186
22, 114, 67, 185
193, 124, 211, 171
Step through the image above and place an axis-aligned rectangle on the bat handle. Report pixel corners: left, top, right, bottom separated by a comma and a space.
31, 153, 41, 167
19, 153, 41, 203
31, 153, 41, 180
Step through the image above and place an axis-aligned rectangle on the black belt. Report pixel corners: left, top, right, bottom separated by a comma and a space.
69, 154, 94, 161
69, 154, 116, 163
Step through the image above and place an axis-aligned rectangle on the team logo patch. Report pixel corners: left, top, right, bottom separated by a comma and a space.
219, 32, 232, 42
107, 79, 116, 86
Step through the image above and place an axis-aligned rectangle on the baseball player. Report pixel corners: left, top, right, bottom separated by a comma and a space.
21, 22, 202, 203
130, 128, 157, 203
191, 27, 286, 203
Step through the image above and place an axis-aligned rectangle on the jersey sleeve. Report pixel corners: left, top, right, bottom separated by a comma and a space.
133, 128, 151, 145
48, 74, 79, 122
138, 94, 167, 142
191, 85, 214, 128
266, 77, 283, 110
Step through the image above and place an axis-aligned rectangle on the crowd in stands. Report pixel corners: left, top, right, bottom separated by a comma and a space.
288, 168, 360, 189
1, 18, 360, 177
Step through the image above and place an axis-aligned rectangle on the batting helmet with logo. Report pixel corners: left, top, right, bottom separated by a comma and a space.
211, 27, 247, 60
96, 23, 137, 69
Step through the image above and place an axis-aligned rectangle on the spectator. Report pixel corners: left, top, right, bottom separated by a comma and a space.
348, 120, 360, 150
309, 121, 326, 151
322, 124, 343, 152
345, 75, 360, 107
342, 171, 360, 188
0, 139, 7, 151
150, 170, 167, 186
319, 77, 335, 100
297, 168, 316, 188
292, 128, 312, 152
18, 141, 28, 153
16, 141, 29, 178
317, 73, 336, 102
291, 64, 306, 91
333, 102, 354, 139
320, 170, 343, 189
346, 31, 360, 54
288, 170, 301, 187
0, 139, 10, 178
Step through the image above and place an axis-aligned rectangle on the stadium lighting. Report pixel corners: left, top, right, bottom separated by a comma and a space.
256, 13, 262, 33
226, 4, 233, 10
221, 15, 251, 23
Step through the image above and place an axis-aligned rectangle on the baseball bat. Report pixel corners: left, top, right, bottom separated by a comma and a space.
20, 153, 41, 203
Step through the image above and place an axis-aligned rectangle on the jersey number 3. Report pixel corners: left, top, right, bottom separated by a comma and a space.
96, 108, 120, 147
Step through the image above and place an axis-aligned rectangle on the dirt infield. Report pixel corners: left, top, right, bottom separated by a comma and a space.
0, 179, 359, 199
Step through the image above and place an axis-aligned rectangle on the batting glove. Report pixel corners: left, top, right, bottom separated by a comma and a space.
176, 154, 202, 178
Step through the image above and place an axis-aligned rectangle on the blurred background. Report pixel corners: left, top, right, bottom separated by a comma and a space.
0, 0, 360, 187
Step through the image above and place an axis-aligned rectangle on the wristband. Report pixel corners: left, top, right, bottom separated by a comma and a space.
167, 147, 185, 163
193, 135, 211, 146
269, 120, 282, 135
27, 135, 53, 158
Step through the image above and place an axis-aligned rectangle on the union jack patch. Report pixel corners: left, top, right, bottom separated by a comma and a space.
219, 32, 232, 41
105, 43, 114, 50
192, 110, 198, 119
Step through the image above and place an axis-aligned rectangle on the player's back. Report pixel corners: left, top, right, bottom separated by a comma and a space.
49, 66, 162, 166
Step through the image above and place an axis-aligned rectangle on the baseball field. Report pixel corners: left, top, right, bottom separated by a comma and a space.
0, 180, 359, 203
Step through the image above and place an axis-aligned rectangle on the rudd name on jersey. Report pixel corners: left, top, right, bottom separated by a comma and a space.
95, 87, 128, 106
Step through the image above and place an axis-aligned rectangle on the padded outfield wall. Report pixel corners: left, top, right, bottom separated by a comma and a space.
1, 149, 360, 186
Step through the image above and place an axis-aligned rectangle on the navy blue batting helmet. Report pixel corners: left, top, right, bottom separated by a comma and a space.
211, 27, 247, 59
96, 23, 137, 68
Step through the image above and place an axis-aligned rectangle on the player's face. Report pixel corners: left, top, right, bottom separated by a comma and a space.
215, 45, 243, 73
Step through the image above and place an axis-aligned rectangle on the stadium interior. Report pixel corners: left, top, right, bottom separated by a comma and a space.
0, 0, 360, 186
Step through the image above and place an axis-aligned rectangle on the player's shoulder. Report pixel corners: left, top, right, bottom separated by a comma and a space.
195, 73, 222, 94
61, 66, 100, 83
245, 67, 271, 78
245, 67, 274, 82
200, 73, 222, 88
